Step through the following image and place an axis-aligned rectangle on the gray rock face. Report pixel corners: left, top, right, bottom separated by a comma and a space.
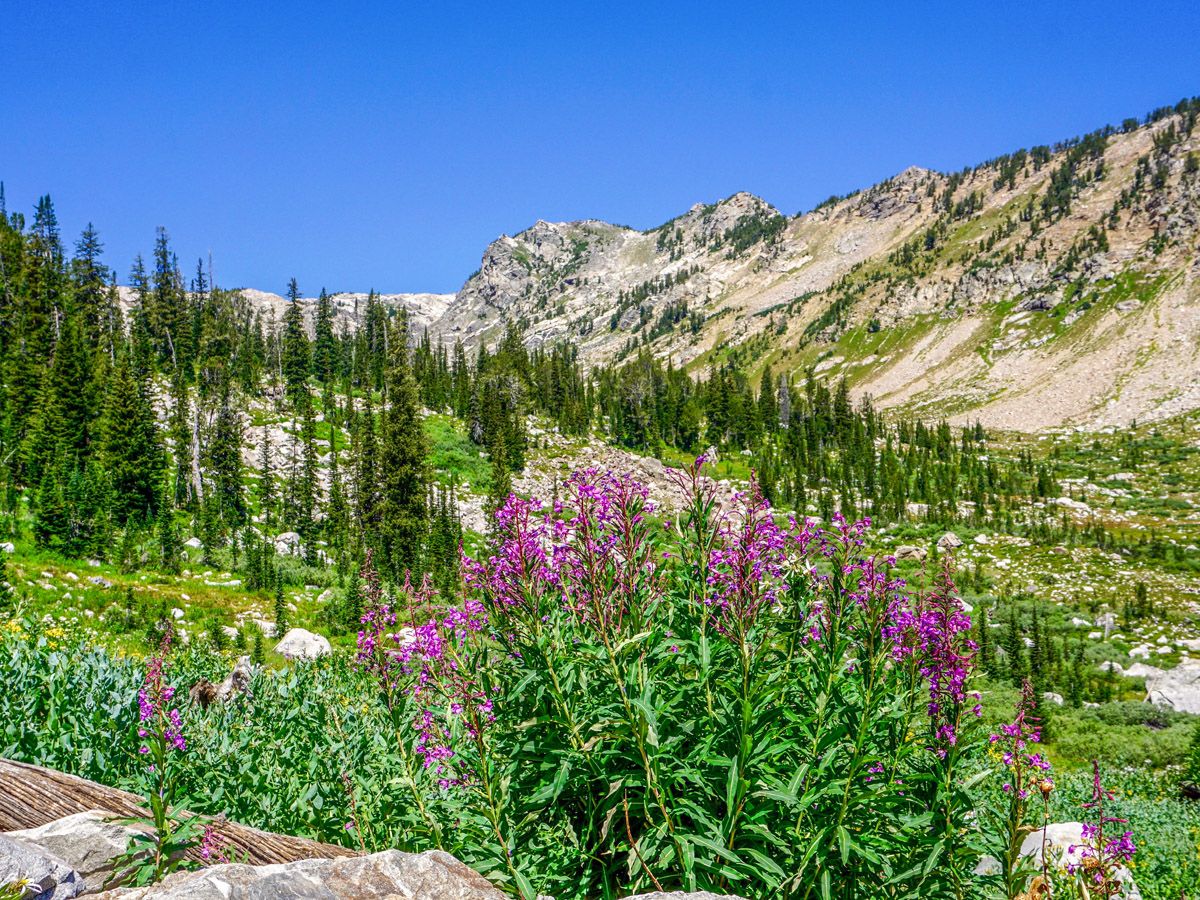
4, 811, 137, 893
1145, 659, 1200, 714
274, 628, 331, 661
0, 834, 84, 900
90, 850, 503, 900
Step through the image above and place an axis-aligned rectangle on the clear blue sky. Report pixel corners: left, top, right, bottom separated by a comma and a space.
2, 1, 1197, 294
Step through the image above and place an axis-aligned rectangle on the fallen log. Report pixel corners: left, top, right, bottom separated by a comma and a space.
0, 758, 358, 864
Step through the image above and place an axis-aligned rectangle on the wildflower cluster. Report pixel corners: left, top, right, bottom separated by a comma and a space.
197, 822, 232, 864
914, 565, 977, 750
1063, 761, 1138, 898
705, 478, 790, 637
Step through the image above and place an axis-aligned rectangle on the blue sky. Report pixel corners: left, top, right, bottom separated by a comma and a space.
2, 1, 1197, 294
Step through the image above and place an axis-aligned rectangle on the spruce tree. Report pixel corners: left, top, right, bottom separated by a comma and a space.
273, 572, 290, 636
281, 278, 310, 406
207, 393, 245, 528
313, 288, 336, 386
251, 627, 266, 665
258, 426, 276, 526
99, 356, 164, 524
377, 322, 427, 578
169, 373, 195, 507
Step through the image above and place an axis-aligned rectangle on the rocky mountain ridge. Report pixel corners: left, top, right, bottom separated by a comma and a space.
169, 102, 1200, 430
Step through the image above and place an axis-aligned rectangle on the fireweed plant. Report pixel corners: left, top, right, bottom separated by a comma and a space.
982, 679, 1054, 899
112, 631, 204, 886
1055, 761, 1138, 899
350, 457, 1017, 899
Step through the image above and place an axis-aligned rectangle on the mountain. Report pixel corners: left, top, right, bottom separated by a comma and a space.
216, 101, 1200, 431
430, 107, 1200, 431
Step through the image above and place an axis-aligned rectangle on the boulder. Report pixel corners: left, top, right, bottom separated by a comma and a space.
0, 834, 84, 900
88, 849, 503, 900
274, 628, 331, 661
936, 532, 963, 551
1145, 659, 1200, 714
87, 577, 113, 589
183, 537, 203, 551
0, 542, 14, 554
894, 545, 927, 562
4, 811, 138, 892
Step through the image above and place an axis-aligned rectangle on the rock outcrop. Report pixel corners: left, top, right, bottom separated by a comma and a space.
87, 850, 503, 900
4, 812, 137, 894
0, 833, 84, 900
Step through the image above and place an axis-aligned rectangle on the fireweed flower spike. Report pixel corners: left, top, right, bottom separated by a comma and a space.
705, 476, 789, 639
137, 632, 185, 756
1064, 760, 1137, 896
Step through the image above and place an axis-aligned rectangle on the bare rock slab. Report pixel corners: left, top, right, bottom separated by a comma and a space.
90, 850, 504, 899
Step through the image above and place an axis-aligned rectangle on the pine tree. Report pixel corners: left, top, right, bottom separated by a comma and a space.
1003, 611, 1027, 687
340, 567, 363, 634
313, 288, 336, 386
485, 439, 512, 537
169, 373, 195, 507
273, 572, 290, 636
298, 390, 320, 541
99, 356, 164, 524
281, 278, 310, 406
251, 627, 266, 665
757, 366, 779, 433
377, 322, 427, 578
258, 426, 276, 526
207, 392, 245, 528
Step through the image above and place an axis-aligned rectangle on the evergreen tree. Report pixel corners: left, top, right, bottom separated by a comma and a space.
251, 627, 266, 665
98, 356, 164, 525
313, 288, 336, 386
273, 573, 290, 636
207, 392, 246, 528
377, 321, 428, 578
1003, 610, 1027, 687
281, 278, 310, 405
0, 553, 13, 615
258, 426, 276, 526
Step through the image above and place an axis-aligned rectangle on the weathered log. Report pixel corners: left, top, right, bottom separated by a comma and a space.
0, 758, 358, 864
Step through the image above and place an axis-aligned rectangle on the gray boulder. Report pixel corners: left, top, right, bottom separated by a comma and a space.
894, 545, 927, 562
89, 849, 503, 899
4, 811, 138, 894
0, 834, 84, 900
937, 532, 964, 551
274, 628, 331, 661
